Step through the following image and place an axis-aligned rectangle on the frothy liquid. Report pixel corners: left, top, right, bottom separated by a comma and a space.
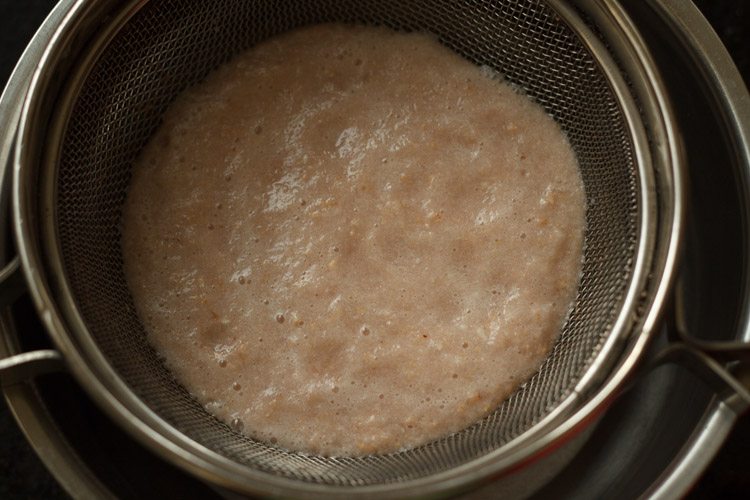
122, 24, 586, 456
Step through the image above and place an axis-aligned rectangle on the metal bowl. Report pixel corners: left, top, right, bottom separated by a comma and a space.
1, 0, 749, 498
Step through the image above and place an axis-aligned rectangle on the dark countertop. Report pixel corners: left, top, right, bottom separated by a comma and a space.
1, 1, 749, 498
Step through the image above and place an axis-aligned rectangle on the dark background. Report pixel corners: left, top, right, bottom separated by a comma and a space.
0, 1, 748, 498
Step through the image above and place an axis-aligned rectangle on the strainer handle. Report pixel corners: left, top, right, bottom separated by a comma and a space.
653, 344, 750, 415
0, 256, 64, 387
0, 256, 26, 305
651, 278, 750, 416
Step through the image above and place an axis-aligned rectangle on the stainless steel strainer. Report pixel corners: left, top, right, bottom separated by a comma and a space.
2, 0, 687, 497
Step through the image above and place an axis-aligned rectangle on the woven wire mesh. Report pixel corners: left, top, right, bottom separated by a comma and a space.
54, 0, 637, 486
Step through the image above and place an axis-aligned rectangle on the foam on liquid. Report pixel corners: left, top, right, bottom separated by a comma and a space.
122, 24, 586, 456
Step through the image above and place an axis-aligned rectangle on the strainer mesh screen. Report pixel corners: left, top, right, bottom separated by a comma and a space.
55, 0, 637, 486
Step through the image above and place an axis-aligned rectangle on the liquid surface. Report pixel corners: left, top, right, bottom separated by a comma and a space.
122, 24, 586, 456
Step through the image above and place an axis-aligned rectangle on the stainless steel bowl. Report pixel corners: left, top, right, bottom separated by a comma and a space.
1, 0, 749, 498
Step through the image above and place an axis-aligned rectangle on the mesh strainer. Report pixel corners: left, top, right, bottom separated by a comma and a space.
9, 0, 681, 497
